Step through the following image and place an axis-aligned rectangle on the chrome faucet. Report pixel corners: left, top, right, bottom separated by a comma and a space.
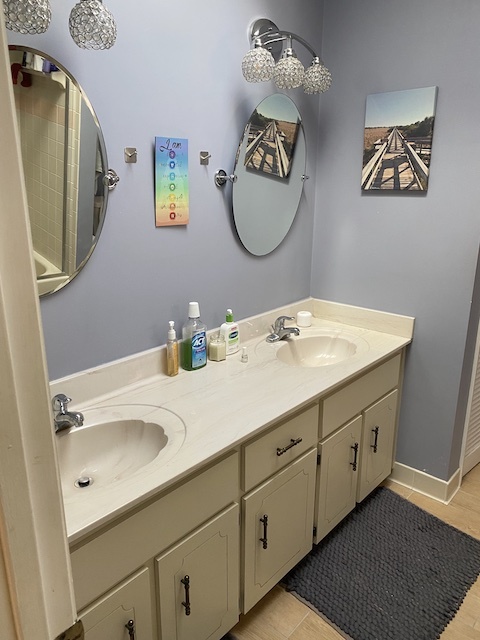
52, 394, 84, 433
266, 316, 300, 343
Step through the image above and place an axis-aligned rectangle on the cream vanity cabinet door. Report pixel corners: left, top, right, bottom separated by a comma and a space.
315, 390, 400, 541
242, 448, 317, 613
80, 567, 154, 640
156, 504, 239, 640
315, 415, 363, 542
357, 389, 398, 502
315, 355, 402, 543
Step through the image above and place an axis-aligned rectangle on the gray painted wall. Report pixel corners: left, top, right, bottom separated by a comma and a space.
10, 0, 323, 379
313, 0, 480, 480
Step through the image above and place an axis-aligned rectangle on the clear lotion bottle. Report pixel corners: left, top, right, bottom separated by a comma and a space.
181, 302, 207, 371
166, 320, 179, 376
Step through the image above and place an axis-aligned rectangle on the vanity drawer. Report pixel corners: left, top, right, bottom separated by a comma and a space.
242, 404, 318, 492
70, 452, 239, 611
319, 354, 401, 439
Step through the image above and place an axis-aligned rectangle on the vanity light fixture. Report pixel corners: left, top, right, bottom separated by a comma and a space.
241, 18, 332, 94
69, 0, 117, 50
2, 0, 51, 34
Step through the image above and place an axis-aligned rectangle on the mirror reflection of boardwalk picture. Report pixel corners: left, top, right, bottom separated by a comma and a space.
244, 94, 300, 180
361, 86, 438, 191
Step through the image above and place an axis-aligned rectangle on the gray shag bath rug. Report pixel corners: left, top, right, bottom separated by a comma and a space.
283, 486, 480, 640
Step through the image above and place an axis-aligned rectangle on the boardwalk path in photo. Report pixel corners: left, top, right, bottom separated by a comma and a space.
245, 121, 291, 178
361, 127, 430, 191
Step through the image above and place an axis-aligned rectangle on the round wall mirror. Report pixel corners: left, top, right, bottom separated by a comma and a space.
232, 94, 306, 256
9, 45, 109, 297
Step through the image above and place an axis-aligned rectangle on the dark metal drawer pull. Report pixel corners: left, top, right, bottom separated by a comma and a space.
125, 619, 135, 639
181, 575, 191, 616
259, 514, 269, 549
350, 442, 359, 471
277, 437, 303, 456
371, 426, 380, 453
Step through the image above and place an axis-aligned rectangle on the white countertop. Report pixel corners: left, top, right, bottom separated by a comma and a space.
52, 299, 414, 544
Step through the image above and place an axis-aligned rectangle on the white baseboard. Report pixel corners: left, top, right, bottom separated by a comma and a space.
389, 462, 461, 504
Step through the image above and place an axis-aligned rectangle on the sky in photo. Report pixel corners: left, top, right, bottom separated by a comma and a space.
365, 86, 438, 128
257, 93, 300, 124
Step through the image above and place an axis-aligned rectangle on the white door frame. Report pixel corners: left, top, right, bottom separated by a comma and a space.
0, 13, 76, 639
460, 312, 480, 476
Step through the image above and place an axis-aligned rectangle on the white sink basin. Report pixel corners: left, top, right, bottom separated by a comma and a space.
257, 328, 369, 367
56, 404, 186, 498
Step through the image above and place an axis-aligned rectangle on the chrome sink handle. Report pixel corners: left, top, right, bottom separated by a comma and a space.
52, 393, 71, 414
52, 393, 84, 433
273, 315, 295, 334
266, 316, 300, 343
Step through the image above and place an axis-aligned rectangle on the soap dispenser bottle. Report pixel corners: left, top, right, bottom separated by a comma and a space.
166, 320, 179, 377
220, 308, 240, 355
181, 302, 207, 370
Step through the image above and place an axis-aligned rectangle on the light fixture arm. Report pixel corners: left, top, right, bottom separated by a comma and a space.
249, 19, 320, 62
254, 30, 319, 61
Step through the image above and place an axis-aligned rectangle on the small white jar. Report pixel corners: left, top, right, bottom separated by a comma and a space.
296, 311, 312, 327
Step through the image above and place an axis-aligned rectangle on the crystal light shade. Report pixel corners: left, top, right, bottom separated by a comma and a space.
3, 0, 51, 34
272, 50, 305, 90
303, 59, 332, 94
241, 47, 275, 82
69, 0, 117, 50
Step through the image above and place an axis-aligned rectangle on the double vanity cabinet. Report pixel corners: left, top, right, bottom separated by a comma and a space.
69, 348, 405, 640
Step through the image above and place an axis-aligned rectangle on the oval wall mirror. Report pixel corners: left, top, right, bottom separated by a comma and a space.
9, 45, 109, 297
232, 94, 306, 256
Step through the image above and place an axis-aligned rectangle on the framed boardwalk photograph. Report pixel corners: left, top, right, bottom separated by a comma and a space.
361, 86, 438, 192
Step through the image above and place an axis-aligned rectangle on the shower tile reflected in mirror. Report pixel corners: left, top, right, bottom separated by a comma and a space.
9, 46, 109, 297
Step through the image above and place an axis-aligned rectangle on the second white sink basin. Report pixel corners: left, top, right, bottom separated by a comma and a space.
277, 333, 367, 367
56, 404, 186, 498
256, 328, 369, 367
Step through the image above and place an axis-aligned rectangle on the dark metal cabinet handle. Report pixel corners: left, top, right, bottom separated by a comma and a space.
181, 575, 191, 616
125, 620, 135, 639
371, 426, 380, 453
350, 442, 359, 471
277, 437, 303, 456
259, 514, 269, 549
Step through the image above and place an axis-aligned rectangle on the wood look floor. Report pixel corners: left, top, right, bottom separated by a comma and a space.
230, 464, 480, 640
